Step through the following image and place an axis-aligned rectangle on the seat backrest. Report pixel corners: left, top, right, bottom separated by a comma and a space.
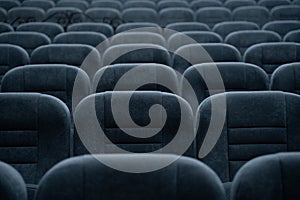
196, 7, 232, 28
190, 0, 222, 11
67, 22, 114, 37
103, 44, 171, 66
122, 8, 158, 23
244, 42, 300, 76
0, 0, 20, 11
16, 22, 64, 41
157, 0, 189, 11
263, 20, 300, 38
182, 62, 269, 107
53, 32, 107, 47
21, 0, 54, 11
270, 5, 300, 20
56, 0, 89, 11
0, 22, 13, 33
224, 0, 256, 10
35, 154, 225, 200
293, 0, 300, 5
115, 22, 161, 34
159, 8, 194, 27
196, 91, 300, 182
258, 0, 290, 10
0, 44, 29, 83
46, 7, 84, 28
90, 0, 123, 10
1, 64, 90, 111
225, 30, 281, 54
0, 161, 27, 200
232, 153, 300, 200
110, 32, 166, 46
93, 63, 179, 94
85, 8, 121, 28
0, 8, 7, 22
232, 6, 270, 27
166, 22, 210, 33
123, 1, 156, 10
212, 21, 259, 39
168, 31, 222, 51
31, 44, 101, 79
7, 7, 45, 28
173, 43, 241, 73
0, 32, 51, 55
73, 91, 195, 156
284, 30, 300, 42
0, 93, 71, 184
270, 62, 300, 94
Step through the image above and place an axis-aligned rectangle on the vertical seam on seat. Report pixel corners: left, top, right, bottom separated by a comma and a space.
277, 154, 285, 200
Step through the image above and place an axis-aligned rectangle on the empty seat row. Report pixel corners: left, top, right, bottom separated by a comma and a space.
2, 89, 300, 198
1, 5, 299, 28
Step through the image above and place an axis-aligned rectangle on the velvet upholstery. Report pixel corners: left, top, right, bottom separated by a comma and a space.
46, 7, 84, 28
35, 154, 225, 200
0, 44, 29, 84
90, 1, 123, 10
7, 7, 45, 28
17, 22, 64, 41
284, 30, 300, 43
122, 8, 158, 24
196, 7, 232, 28
0, 8, 6, 22
0, 161, 27, 200
123, 1, 156, 10
67, 22, 114, 37
270, 5, 300, 20
0, 32, 51, 55
85, 8, 121, 25
0, 93, 71, 198
21, 0, 55, 11
190, 0, 222, 11
244, 42, 300, 76
168, 31, 223, 51
173, 43, 241, 73
212, 21, 259, 39
270, 63, 300, 94
182, 62, 269, 106
110, 32, 166, 47
232, 153, 300, 200
157, 0, 189, 10
224, 0, 256, 10
103, 44, 171, 66
166, 22, 210, 33
73, 91, 195, 157
258, 0, 290, 10
56, 0, 89, 11
0, 0, 20, 11
263, 20, 300, 37
93, 64, 179, 94
115, 22, 161, 34
1, 64, 91, 111
196, 91, 300, 183
225, 30, 281, 55
53, 32, 107, 47
232, 6, 269, 27
159, 8, 194, 27
0, 22, 13, 33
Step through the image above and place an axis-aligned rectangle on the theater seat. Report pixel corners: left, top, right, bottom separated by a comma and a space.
0, 22, 13, 33
1, 64, 91, 112
224, 0, 256, 10
258, 0, 290, 10
225, 30, 281, 55
16, 22, 64, 41
284, 30, 300, 42
196, 7, 232, 28
21, 0, 54, 11
93, 64, 179, 94
196, 91, 300, 199
159, 8, 194, 27
35, 154, 225, 200
182, 62, 269, 110
0, 44, 29, 84
53, 32, 107, 47
0, 32, 51, 55
46, 7, 84, 28
232, 6, 269, 27
190, 0, 222, 11
90, 0, 123, 10
270, 5, 300, 20
173, 43, 241, 73
0, 161, 27, 200
122, 8, 159, 24
244, 42, 300, 76
115, 22, 162, 34
103, 44, 171, 66
232, 153, 300, 200
0, 93, 71, 200
67, 22, 114, 37
73, 91, 195, 156
263, 20, 300, 38
7, 7, 45, 28
270, 62, 300, 94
